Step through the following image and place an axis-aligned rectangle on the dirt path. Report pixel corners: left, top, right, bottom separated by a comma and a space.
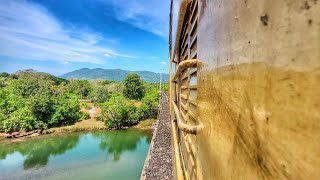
141, 92, 173, 180
89, 105, 96, 118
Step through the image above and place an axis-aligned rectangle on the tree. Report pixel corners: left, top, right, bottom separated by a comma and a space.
101, 95, 132, 129
123, 74, 144, 100
67, 80, 92, 99
0, 72, 9, 78
50, 97, 81, 126
0, 72, 82, 132
28, 88, 54, 122
89, 85, 109, 103
139, 91, 159, 119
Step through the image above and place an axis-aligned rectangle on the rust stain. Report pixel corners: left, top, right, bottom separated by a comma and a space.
199, 0, 207, 20
260, 14, 269, 26
197, 63, 320, 179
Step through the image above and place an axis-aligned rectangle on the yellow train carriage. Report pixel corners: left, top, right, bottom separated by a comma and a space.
169, 0, 320, 179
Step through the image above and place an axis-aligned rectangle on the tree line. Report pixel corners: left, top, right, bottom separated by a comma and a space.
0, 70, 167, 132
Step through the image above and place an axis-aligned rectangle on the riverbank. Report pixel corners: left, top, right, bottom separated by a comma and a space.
0, 118, 156, 143
0, 101, 156, 143
0, 119, 156, 143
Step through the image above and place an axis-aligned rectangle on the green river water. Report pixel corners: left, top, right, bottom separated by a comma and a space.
0, 129, 152, 180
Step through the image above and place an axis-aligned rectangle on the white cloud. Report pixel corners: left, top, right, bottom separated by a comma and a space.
160, 61, 167, 65
105, 0, 170, 38
0, 0, 128, 64
63, 61, 71, 65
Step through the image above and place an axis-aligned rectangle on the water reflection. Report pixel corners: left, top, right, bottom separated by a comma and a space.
93, 130, 152, 161
0, 134, 79, 169
0, 130, 152, 179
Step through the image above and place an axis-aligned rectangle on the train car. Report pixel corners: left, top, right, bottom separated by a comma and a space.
169, 0, 320, 179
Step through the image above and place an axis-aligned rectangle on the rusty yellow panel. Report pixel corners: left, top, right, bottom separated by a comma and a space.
189, 90, 197, 102
181, 101, 188, 111
181, 88, 188, 96
194, 0, 320, 179
189, 104, 198, 120
180, 133, 197, 180
181, 98, 188, 106
181, 78, 189, 87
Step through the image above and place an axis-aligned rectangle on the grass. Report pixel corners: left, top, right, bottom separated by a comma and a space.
132, 119, 157, 129
44, 125, 106, 134
80, 102, 91, 110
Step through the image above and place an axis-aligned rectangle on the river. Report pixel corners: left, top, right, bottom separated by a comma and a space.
0, 129, 152, 180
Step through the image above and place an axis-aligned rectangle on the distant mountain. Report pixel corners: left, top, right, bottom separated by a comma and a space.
60, 68, 169, 83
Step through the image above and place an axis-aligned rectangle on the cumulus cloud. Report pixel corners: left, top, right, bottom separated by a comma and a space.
0, 0, 128, 64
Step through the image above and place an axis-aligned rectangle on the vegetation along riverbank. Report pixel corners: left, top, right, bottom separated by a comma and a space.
0, 70, 166, 141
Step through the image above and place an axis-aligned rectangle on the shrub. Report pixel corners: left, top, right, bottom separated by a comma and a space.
81, 102, 91, 110
81, 112, 90, 120
96, 116, 104, 121
123, 74, 144, 100
138, 88, 159, 119
0, 72, 82, 132
67, 80, 92, 99
101, 94, 132, 129
49, 98, 81, 126
89, 85, 108, 103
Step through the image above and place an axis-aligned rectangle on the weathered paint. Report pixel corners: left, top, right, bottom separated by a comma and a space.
195, 0, 320, 179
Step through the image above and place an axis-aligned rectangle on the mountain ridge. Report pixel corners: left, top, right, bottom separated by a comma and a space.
60, 68, 169, 83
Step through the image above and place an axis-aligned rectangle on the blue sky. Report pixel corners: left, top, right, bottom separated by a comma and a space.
0, 0, 174, 75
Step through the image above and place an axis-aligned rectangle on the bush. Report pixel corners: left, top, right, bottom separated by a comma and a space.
67, 80, 92, 99
2, 107, 43, 132
0, 71, 162, 132
89, 85, 108, 103
80, 112, 90, 120
28, 88, 54, 122
138, 87, 159, 119
0, 72, 83, 132
49, 98, 81, 126
81, 102, 91, 110
96, 116, 104, 121
101, 94, 134, 129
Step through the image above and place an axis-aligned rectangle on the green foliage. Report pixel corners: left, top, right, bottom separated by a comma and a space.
102, 80, 116, 85
123, 74, 144, 100
10, 79, 42, 98
80, 111, 90, 120
0, 70, 161, 132
28, 88, 54, 122
94, 130, 151, 161
139, 87, 159, 119
0, 72, 81, 132
101, 94, 136, 129
0, 72, 9, 78
66, 80, 92, 99
60, 68, 169, 83
163, 83, 169, 91
0, 134, 79, 169
49, 98, 81, 126
81, 102, 91, 110
96, 116, 103, 121
105, 82, 124, 94
89, 85, 108, 103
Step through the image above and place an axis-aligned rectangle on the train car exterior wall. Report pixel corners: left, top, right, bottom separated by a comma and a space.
170, 0, 320, 179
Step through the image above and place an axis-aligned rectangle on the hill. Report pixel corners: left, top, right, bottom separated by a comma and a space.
60, 68, 169, 83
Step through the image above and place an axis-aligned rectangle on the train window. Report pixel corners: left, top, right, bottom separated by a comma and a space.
177, 0, 199, 179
